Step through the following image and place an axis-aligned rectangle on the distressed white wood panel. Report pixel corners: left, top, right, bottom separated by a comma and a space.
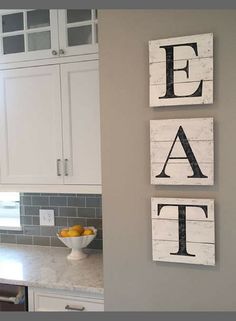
150, 118, 213, 142
151, 198, 214, 220
149, 33, 213, 107
151, 163, 213, 185
149, 33, 213, 63
152, 220, 215, 243
150, 118, 214, 185
151, 141, 213, 164
150, 58, 213, 85
152, 240, 215, 266
151, 198, 215, 266
150, 80, 213, 107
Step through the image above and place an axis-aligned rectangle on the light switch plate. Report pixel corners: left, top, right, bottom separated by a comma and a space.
39, 209, 55, 226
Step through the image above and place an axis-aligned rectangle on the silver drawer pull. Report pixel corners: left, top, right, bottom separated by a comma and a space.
0, 295, 16, 303
57, 159, 62, 176
65, 304, 85, 311
64, 159, 69, 176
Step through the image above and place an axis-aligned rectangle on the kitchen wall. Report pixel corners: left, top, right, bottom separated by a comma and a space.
99, 10, 236, 310
0, 193, 102, 249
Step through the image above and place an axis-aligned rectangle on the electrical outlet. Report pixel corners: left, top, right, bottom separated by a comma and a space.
39, 209, 55, 226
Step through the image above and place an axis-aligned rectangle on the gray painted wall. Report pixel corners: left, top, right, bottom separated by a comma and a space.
99, 10, 236, 311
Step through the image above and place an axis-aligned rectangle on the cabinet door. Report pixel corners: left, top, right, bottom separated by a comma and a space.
61, 60, 101, 185
58, 10, 98, 57
29, 288, 104, 312
0, 10, 59, 63
0, 65, 63, 184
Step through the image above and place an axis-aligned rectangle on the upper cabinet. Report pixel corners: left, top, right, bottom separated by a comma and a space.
0, 65, 63, 185
0, 9, 98, 63
0, 60, 101, 189
58, 9, 98, 57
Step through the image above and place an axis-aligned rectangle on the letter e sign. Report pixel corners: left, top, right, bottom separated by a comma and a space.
151, 198, 215, 266
149, 33, 213, 107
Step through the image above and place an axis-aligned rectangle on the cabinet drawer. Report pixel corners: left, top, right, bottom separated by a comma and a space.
34, 291, 104, 312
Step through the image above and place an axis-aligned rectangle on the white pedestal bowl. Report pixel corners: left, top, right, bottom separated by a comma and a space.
57, 227, 97, 260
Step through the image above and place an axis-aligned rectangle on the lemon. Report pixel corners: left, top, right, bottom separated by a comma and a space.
82, 229, 94, 236
67, 229, 80, 237
60, 229, 69, 237
70, 225, 84, 234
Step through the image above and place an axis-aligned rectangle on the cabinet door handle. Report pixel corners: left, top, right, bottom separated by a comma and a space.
65, 304, 85, 311
52, 50, 58, 56
59, 49, 65, 55
64, 159, 69, 176
57, 159, 61, 176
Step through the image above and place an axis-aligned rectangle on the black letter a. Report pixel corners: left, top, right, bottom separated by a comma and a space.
156, 126, 208, 178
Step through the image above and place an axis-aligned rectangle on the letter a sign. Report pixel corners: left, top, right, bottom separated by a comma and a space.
149, 33, 213, 107
150, 118, 214, 185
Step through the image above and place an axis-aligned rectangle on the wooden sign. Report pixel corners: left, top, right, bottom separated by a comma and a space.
149, 33, 213, 107
151, 198, 215, 265
150, 117, 214, 185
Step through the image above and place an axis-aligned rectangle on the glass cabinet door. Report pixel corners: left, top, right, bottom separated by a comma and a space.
58, 9, 98, 57
0, 10, 59, 63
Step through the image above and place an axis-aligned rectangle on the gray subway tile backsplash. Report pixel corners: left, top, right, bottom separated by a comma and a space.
32, 196, 49, 206
1, 234, 17, 244
33, 236, 50, 246
59, 207, 77, 217
0, 193, 102, 249
24, 206, 40, 216
68, 196, 86, 207
86, 197, 102, 207
50, 196, 67, 207
77, 208, 96, 218
24, 225, 41, 236
21, 216, 33, 225
17, 235, 33, 245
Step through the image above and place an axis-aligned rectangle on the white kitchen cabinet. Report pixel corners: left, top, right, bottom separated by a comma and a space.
0, 59, 101, 190
0, 10, 59, 63
0, 9, 98, 64
28, 287, 104, 312
57, 10, 98, 58
61, 60, 101, 185
0, 65, 63, 185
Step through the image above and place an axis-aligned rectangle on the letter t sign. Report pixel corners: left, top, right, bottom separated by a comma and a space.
149, 33, 213, 107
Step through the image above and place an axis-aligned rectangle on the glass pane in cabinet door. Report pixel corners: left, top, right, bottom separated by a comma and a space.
27, 10, 50, 29
28, 31, 51, 51
2, 12, 24, 33
68, 25, 92, 46
67, 10, 91, 23
3, 35, 25, 54
95, 23, 98, 43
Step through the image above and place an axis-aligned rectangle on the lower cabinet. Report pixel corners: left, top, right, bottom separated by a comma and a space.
28, 287, 104, 312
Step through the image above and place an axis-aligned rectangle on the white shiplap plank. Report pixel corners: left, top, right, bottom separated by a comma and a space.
149, 80, 213, 107
151, 162, 214, 185
151, 141, 213, 164
150, 57, 213, 85
152, 240, 215, 266
150, 118, 213, 142
149, 33, 213, 63
152, 219, 215, 243
151, 198, 214, 221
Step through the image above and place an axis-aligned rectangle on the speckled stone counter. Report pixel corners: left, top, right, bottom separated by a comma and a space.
0, 244, 103, 296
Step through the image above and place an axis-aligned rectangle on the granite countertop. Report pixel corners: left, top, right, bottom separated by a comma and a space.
0, 244, 103, 297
